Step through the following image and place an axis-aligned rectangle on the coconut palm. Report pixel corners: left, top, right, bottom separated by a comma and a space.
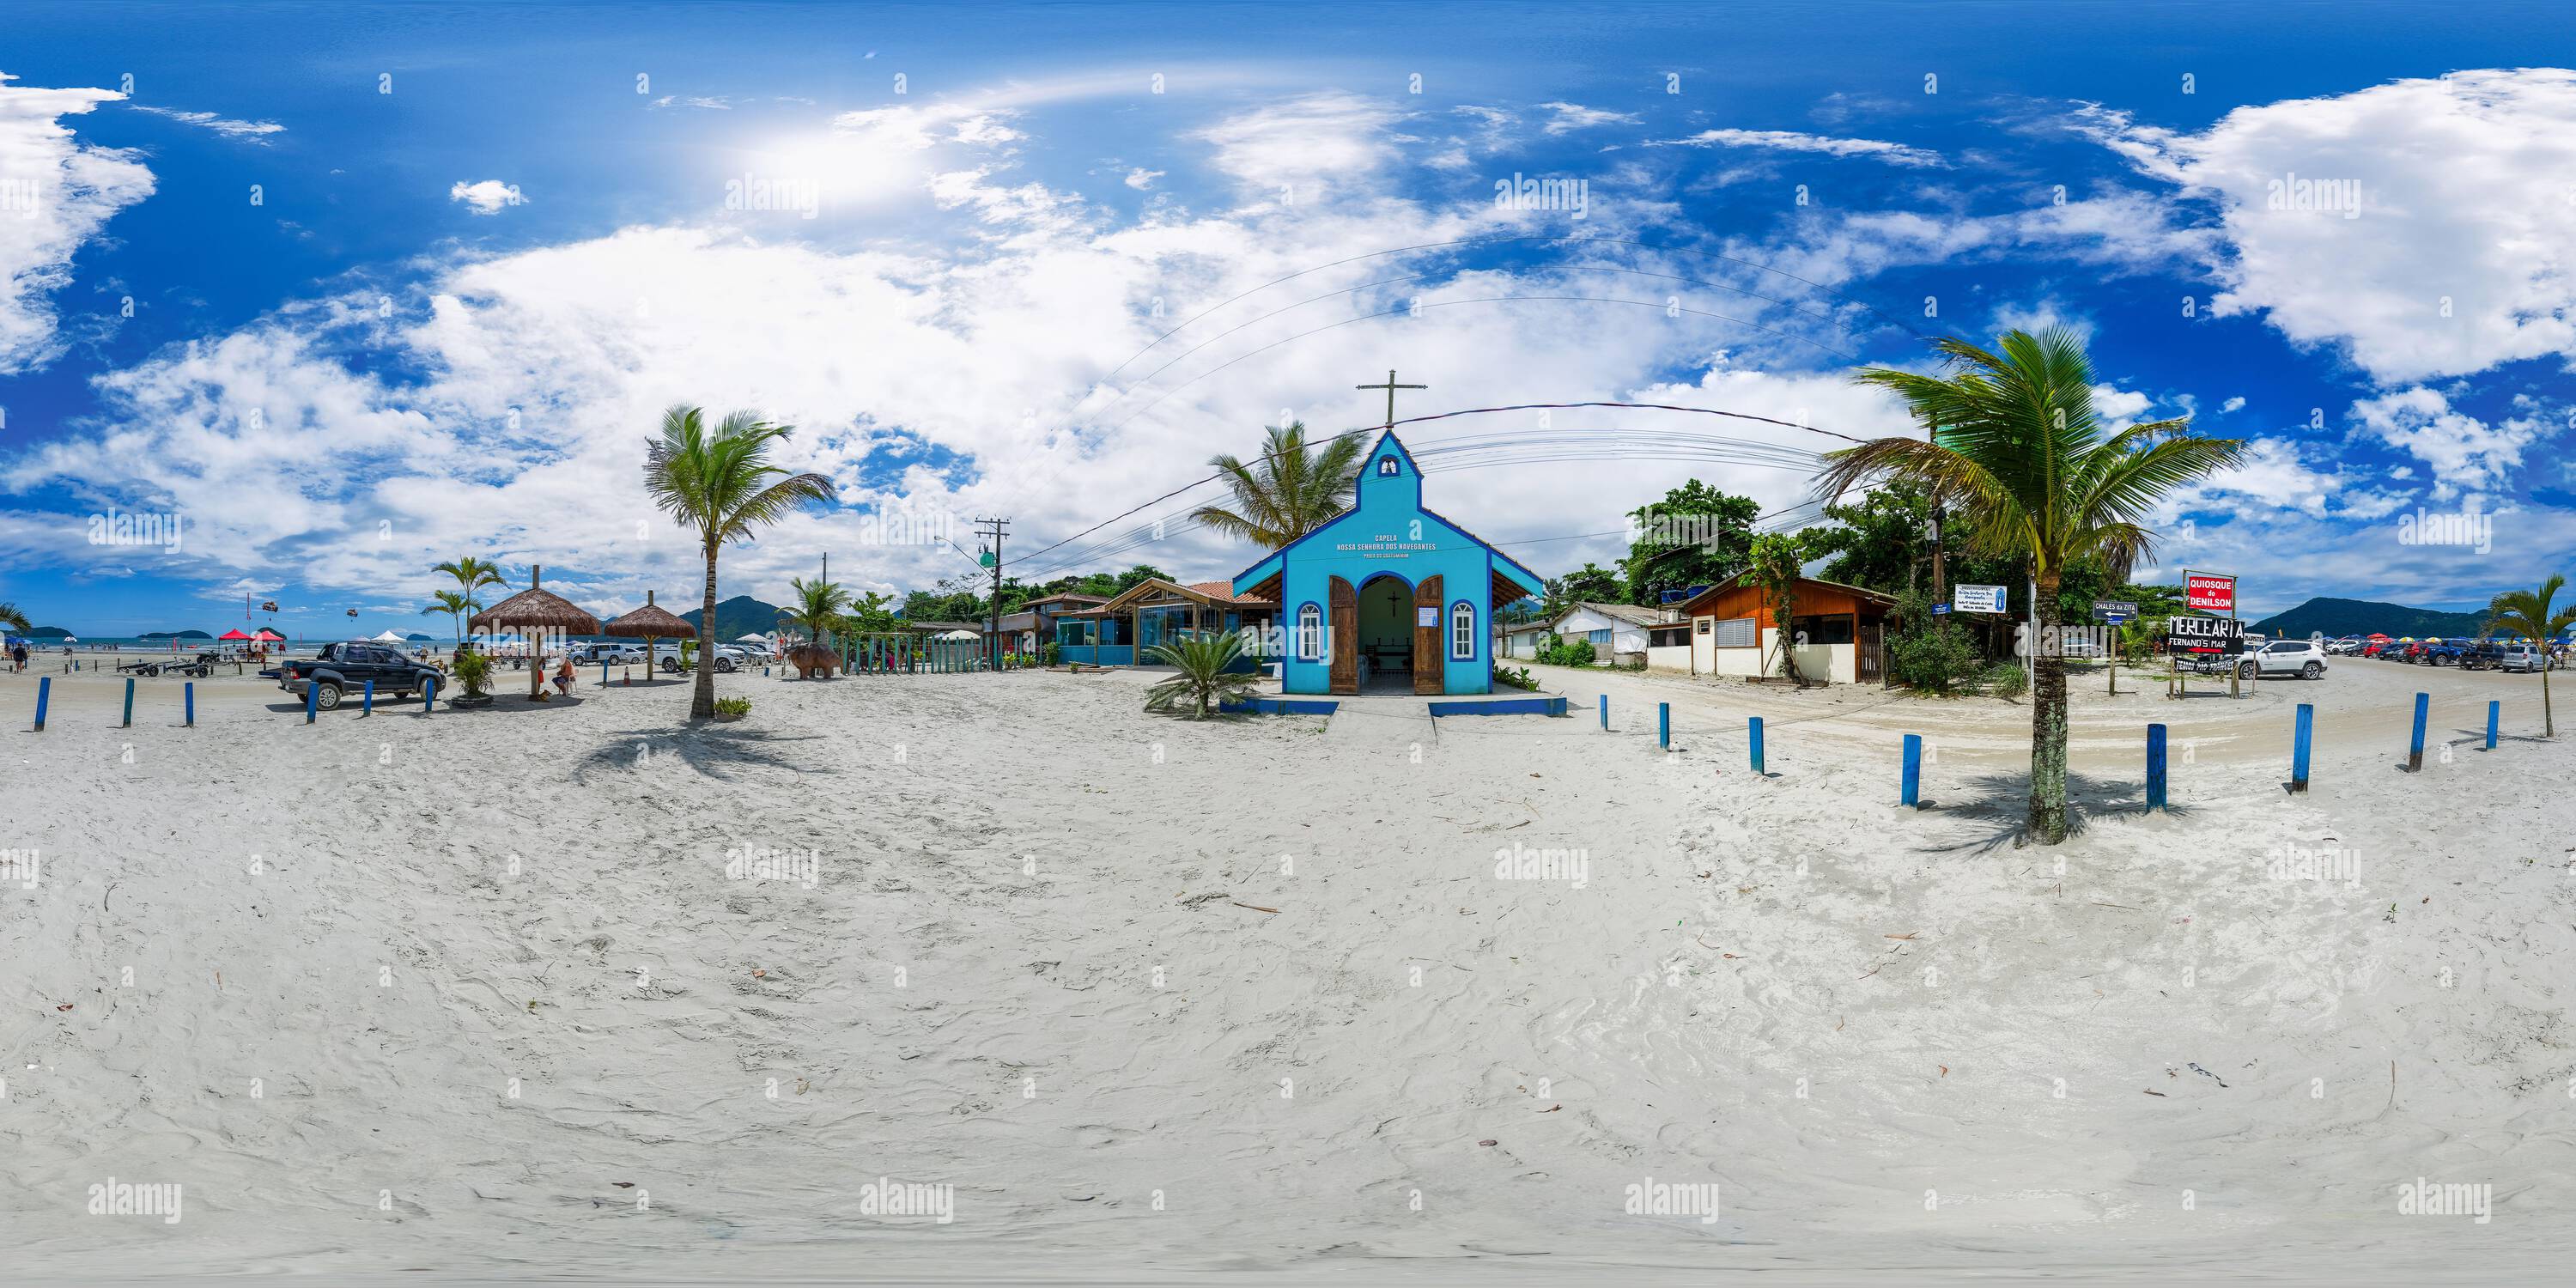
2486, 574, 2574, 737
422, 590, 471, 646
1822, 328, 2246, 843
1189, 422, 1369, 550
644, 405, 838, 719
1142, 630, 1257, 718
780, 575, 853, 644
0, 601, 28, 633
433, 556, 511, 621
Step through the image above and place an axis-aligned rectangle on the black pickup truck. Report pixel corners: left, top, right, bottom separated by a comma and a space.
276, 641, 444, 709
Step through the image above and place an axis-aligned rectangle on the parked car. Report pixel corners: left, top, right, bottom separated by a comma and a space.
2323, 636, 2362, 656
2359, 640, 2392, 659
276, 641, 445, 709
569, 641, 644, 665
2495, 642, 2553, 673
2239, 638, 2329, 680
653, 641, 743, 673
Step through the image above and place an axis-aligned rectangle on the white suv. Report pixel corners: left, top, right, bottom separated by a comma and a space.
2239, 638, 2328, 680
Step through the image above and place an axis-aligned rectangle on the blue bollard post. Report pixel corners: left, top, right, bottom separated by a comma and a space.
423, 676, 438, 714
185, 681, 196, 727
305, 680, 319, 723
1750, 716, 1765, 775
2290, 703, 2313, 793
123, 677, 136, 728
363, 679, 375, 716
2487, 700, 2500, 751
603, 659, 611, 688
2147, 723, 2168, 811
1598, 693, 1607, 731
1900, 733, 1922, 808
33, 676, 50, 732
2408, 692, 2428, 772
1658, 702, 1670, 749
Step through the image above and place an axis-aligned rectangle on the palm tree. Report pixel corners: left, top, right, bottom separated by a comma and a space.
776, 575, 854, 677
433, 556, 511, 623
0, 602, 29, 633
2486, 574, 2575, 737
1143, 631, 1258, 718
644, 405, 838, 719
1822, 328, 2245, 843
1189, 422, 1368, 550
423, 591, 471, 646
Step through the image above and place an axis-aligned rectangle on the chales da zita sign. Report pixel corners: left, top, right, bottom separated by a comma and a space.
2166, 616, 2244, 655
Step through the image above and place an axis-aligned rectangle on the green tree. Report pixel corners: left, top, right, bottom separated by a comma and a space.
2486, 574, 2575, 737
1542, 562, 1626, 619
1190, 422, 1367, 549
780, 576, 854, 648
1825, 328, 2245, 843
1622, 480, 1759, 606
1142, 632, 1258, 718
1748, 531, 1812, 683
422, 590, 471, 646
432, 556, 511, 624
1808, 478, 1935, 592
644, 405, 838, 719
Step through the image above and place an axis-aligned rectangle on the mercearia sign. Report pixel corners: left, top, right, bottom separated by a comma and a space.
2166, 615, 2245, 654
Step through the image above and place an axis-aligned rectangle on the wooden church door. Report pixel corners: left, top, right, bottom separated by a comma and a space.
1328, 576, 1358, 695
1411, 574, 1444, 696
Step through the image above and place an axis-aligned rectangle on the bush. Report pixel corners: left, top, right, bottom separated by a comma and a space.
714, 696, 752, 718
1983, 660, 2028, 702
1493, 664, 1536, 690
1537, 635, 1595, 667
452, 650, 495, 699
1042, 641, 1060, 666
1886, 587, 1980, 694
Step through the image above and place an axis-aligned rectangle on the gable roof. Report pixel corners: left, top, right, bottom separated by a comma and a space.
1230, 429, 1547, 601
1556, 600, 1679, 629
1674, 573, 1898, 617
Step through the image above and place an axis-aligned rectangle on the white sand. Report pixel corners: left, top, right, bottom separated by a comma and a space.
1, 657, 2569, 1282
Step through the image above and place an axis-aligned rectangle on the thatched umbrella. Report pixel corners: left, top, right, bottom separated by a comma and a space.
605, 589, 694, 683
466, 564, 602, 699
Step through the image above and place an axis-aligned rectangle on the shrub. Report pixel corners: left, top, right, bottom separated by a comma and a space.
453, 650, 495, 699
1042, 641, 1060, 666
1143, 632, 1256, 718
714, 696, 752, 717
1537, 635, 1595, 667
1886, 587, 1980, 694
1492, 664, 1536, 690
1983, 659, 2028, 702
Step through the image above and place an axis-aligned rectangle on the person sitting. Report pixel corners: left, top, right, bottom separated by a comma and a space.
552, 654, 576, 697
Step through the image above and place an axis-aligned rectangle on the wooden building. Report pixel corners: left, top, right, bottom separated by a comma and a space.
1674, 574, 1895, 684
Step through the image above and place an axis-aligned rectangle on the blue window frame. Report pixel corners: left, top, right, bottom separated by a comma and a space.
1588, 628, 1613, 646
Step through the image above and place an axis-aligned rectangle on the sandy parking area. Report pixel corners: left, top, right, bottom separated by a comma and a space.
1, 657, 2568, 1281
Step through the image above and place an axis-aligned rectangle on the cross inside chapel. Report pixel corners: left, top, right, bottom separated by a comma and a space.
1356, 369, 1425, 429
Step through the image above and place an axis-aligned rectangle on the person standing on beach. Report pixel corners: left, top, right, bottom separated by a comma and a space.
9, 641, 26, 672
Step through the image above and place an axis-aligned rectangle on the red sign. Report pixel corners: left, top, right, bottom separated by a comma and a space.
2184, 574, 2236, 613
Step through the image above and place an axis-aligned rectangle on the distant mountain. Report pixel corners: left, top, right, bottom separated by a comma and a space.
2251, 596, 2492, 640
678, 594, 784, 641
141, 629, 214, 640
21, 626, 73, 639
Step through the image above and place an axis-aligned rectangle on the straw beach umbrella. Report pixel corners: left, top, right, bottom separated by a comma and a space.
467, 564, 602, 699
605, 590, 694, 682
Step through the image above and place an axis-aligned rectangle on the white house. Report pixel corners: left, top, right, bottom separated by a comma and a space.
1504, 601, 1678, 665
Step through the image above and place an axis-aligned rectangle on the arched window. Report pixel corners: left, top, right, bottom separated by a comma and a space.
1297, 603, 1322, 660
1450, 600, 1475, 659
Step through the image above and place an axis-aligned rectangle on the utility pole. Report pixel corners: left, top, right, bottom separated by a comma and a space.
974, 517, 1009, 670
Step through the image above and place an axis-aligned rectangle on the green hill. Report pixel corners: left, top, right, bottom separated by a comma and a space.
2250, 596, 2491, 640
22, 626, 74, 640
678, 594, 785, 641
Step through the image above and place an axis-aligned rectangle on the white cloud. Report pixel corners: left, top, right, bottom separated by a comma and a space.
1656, 127, 1943, 167
1538, 102, 1640, 135
2346, 386, 2547, 500
1188, 92, 1396, 200
447, 179, 526, 215
0, 73, 155, 374
130, 104, 284, 141
2220, 396, 2246, 413
1123, 167, 1162, 190
2089, 70, 2576, 384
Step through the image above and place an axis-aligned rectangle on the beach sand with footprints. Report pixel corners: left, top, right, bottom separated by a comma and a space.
1, 659, 2568, 1281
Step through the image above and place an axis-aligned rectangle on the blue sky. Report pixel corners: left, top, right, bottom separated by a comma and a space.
3, 1, 2573, 636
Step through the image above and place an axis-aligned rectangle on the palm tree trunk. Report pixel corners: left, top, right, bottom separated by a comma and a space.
2028, 572, 2070, 843
693, 542, 720, 720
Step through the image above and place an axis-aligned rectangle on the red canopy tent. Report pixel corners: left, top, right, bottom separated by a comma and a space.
218, 629, 253, 641
252, 629, 286, 641
2366, 633, 2392, 641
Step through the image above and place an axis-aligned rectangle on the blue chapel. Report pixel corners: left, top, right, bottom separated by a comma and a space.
1231, 430, 1546, 696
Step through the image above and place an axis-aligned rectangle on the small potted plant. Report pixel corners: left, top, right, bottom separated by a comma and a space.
449, 650, 496, 709
714, 696, 751, 723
